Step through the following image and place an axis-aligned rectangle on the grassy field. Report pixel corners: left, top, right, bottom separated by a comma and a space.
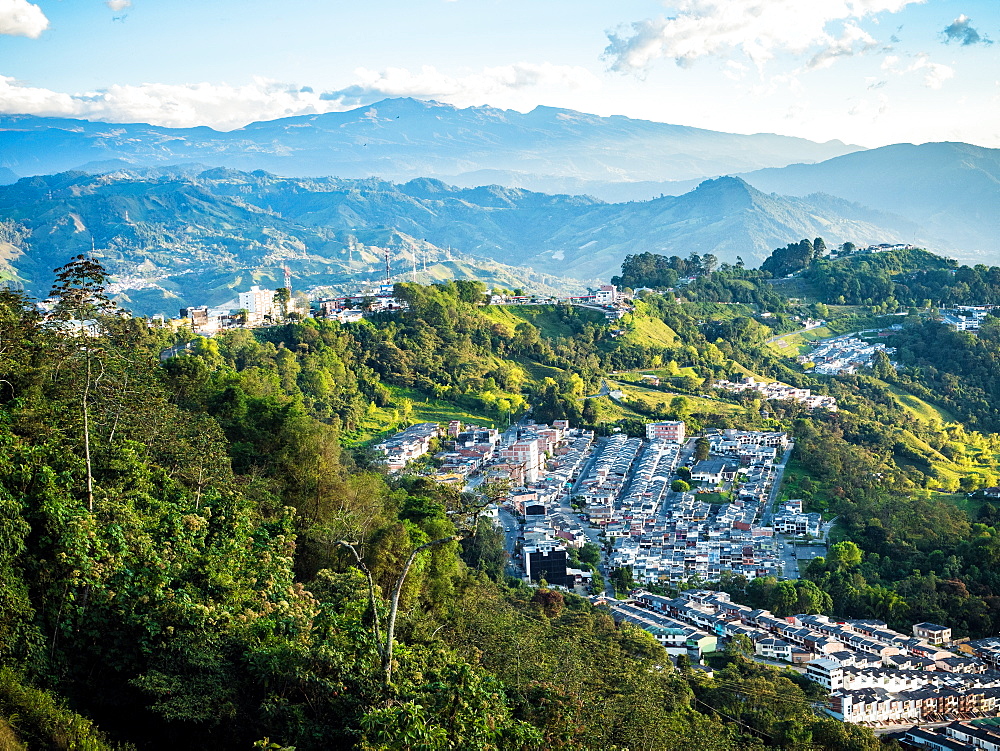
883, 383, 956, 425
608, 379, 741, 417
696, 491, 732, 504
344, 386, 501, 446
929, 490, 982, 516
621, 311, 679, 348
767, 325, 841, 357
478, 305, 523, 336
891, 426, 1000, 494
514, 357, 565, 385
766, 275, 819, 303
484, 304, 605, 339
618, 366, 700, 381
583, 392, 648, 424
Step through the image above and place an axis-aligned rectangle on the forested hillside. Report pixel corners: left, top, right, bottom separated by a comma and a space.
0, 256, 908, 750
13, 242, 1000, 747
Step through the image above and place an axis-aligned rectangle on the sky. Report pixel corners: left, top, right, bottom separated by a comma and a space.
0, 0, 998, 147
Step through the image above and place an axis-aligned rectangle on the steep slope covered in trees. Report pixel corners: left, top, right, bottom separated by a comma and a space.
0, 266, 899, 750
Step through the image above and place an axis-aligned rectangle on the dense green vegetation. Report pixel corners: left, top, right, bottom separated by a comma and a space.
13, 239, 1000, 747
0, 254, 906, 750
760, 238, 1000, 310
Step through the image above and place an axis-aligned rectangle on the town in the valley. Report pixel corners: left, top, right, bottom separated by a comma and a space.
163, 279, 1000, 737
375, 409, 1000, 737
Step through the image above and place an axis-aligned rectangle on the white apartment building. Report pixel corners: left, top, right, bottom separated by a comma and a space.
238, 286, 278, 320
594, 284, 617, 306
645, 421, 686, 443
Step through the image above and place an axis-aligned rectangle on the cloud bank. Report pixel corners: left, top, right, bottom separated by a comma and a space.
325, 63, 599, 107
0, 0, 48, 38
0, 64, 599, 129
0, 76, 345, 129
604, 0, 925, 72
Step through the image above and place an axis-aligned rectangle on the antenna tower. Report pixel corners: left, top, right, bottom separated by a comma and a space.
384, 248, 391, 284
282, 264, 292, 292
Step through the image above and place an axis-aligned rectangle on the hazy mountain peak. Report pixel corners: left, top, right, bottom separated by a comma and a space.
686, 175, 760, 209
0, 97, 866, 188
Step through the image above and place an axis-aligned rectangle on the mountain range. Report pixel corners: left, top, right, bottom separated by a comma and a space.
0, 98, 859, 194
738, 142, 1000, 257
0, 99, 997, 306
0, 167, 917, 315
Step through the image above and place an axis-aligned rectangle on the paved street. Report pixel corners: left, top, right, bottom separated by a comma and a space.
754, 441, 799, 579
657, 436, 697, 522
497, 508, 523, 577
778, 538, 801, 579
761, 442, 795, 527
568, 436, 607, 497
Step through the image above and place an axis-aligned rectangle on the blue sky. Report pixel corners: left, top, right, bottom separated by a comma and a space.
0, 0, 997, 147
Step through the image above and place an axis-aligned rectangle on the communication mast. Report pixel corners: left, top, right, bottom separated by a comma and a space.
384, 248, 391, 284
282, 264, 292, 292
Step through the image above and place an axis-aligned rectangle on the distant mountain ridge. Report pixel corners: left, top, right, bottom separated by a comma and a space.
2, 100, 996, 263
0, 98, 861, 190
740, 142, 1000, 260
0, 168, 915, 315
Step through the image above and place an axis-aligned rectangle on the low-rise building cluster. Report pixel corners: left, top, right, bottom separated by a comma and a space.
373, 422, 441, 473
940, 306, 996, 333
378, 417, 599, 588
612, 589, 999, 727
902, 721, 1000, 751
179, 285, 311, 334
593, 429, 794, 585
800, 335, 896, 375
434, 422, 501, 476
713, 375, 838, 411
859, 243, 918, 253
963, 637, 1000, 671
174, 283, 409, 335
772, 499, 822, 537
605, 599, 718, 658
315, 284, 410, 321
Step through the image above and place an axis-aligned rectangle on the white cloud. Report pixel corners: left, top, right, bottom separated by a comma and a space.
0, 0, 48, 38
847, 91, 889, 119
604, 0, 924, 73
106, 0, 132, 11
723, 60, 749, 80
0, 64, 601, 129
0, 76, 343, 129
882, 53, 954, 89
324, 63, 601, 107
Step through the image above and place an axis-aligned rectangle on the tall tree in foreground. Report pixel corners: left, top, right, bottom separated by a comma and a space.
48, 255, 115, 511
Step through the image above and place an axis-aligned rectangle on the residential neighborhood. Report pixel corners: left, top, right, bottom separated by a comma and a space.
373, 419, 810, 592
603, 588, 1000, 729
939, 305, 996, 333
800, 335, 897, 375
372, 413, 1000, 732
713, 375, 839, 411
171, 281, 634, 336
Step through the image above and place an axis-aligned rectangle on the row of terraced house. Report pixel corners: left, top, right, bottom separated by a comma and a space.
612, 588, 1000, 727
588, 429, 793, 585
